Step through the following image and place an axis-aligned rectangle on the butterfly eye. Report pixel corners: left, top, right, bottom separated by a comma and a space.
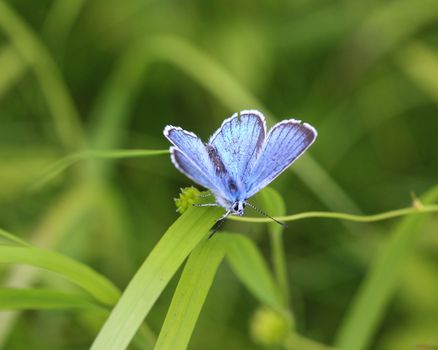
233, 203, 239, 211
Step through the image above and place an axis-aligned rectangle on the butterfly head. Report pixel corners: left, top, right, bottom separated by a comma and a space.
231, 201, 246, 216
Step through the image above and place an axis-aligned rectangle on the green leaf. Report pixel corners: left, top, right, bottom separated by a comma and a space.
154, 232, 283, 350
224, 233, 282, 310
154, 237, 226, 350
0, 288, 104, 311
0, 245, 120, 306
91, 205, 222, 350
335, 185, 438, 350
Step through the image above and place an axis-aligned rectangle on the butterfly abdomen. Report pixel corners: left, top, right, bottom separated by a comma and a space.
206, 144, 243, 198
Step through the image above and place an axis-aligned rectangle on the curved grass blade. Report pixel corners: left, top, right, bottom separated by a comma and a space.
0, 46, 26, 99
335, 185, 438, 350
0, 287, 154, 350
91, 205, 223, 350
223, 233, 282, 311
0, 245, 120, 306
0, 185, 102, 345
31, 149, 169, 190
0, 0, 86, 99
42, 0, 87, 52
154, 236, 226, 350
0, 229, 29, 247
0, 288, 104, 311
155, 232, 283, 350
0, 1, 85, 151
398, 42, 438, 104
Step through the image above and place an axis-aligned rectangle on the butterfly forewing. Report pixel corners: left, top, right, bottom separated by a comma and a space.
245, 119, 317, 198
208, 111, 266, 186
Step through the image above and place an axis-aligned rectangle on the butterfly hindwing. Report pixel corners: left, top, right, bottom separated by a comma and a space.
164, 126, 222, 192
245, 119, 317, 198
170, 146, 217, 190
208, 110, 266, 189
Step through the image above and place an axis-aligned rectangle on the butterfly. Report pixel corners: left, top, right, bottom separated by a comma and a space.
164, 110, 317, 225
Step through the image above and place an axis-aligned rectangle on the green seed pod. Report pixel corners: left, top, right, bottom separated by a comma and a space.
174, 186, 202, 214
250, 307, 290, 346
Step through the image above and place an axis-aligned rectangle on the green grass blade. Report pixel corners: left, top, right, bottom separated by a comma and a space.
224, 233, 282, 310
0, 288, 104, 311
31, 149, 169, 190
0, 46, 26, 99
0, 229, 29, 247
0, 1, 84, 151
0, 287, 154, 349
292, 156, 362, 213
258, 188, 290, 310
89, 47, 153, 153
154, 237, 226, 350
91, 205, 222, 350
42, 0, 87, 51
0, 185, 102, 345
0, 245, 120, 306
398, 42, 438, 104
335, 185, 438, 350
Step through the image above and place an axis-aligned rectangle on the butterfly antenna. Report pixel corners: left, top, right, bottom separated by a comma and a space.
245, 202, 288, 228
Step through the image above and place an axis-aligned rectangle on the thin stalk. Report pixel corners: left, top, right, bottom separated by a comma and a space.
270, 231, 289, 308
284, 333, 336, 350
31, 149, 169, 190
231, 205, 438, 224
259, 188, 290, 309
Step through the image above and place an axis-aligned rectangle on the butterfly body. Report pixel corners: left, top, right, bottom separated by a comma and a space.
164, 110, 317, 219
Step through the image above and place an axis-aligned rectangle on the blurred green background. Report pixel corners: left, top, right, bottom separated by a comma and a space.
1, 0, 438, 349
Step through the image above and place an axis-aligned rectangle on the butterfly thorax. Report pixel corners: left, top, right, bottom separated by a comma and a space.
231, 200, 246, 216
215, 194, 246, 216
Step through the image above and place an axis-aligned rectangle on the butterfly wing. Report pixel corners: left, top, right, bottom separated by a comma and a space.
244, 119, 317, 198
164, 126, 220, 192
208, 110, 266, 187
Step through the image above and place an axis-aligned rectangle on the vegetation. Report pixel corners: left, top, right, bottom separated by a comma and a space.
1, 1, 438, 349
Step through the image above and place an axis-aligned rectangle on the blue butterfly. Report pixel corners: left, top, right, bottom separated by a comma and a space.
164, 110, 317, 224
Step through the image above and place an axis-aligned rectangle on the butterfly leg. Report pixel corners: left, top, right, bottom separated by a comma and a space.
209, 218, 225, 238
209, 210, 232, 238
193, 203, 220, 207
